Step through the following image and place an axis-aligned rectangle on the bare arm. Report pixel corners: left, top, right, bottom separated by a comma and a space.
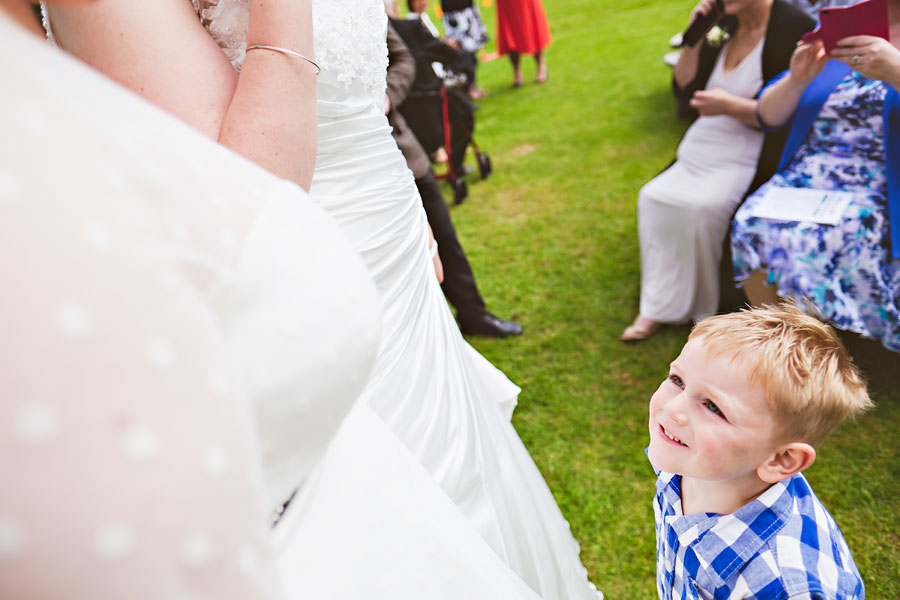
673, 41, 704, 91
673, 0, 719, 89
758, 40, 828, 129
689, 89, 759, 127
48, 0, 318, 189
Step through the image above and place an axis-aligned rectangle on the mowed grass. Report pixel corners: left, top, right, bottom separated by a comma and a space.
420, 0, 900, 597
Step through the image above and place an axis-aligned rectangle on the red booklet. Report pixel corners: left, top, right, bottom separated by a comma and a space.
801, 0, 890, 53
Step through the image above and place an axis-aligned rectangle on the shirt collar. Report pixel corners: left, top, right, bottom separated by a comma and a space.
657, 472, 722, 544
660, 472, 799, 585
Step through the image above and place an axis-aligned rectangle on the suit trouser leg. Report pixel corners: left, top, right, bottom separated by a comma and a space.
416, 171, 487, 320
401, 99, 444, 155
447, 89, 474, 178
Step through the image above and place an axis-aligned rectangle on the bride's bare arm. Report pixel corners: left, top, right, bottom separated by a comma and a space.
47, 0, 317, 189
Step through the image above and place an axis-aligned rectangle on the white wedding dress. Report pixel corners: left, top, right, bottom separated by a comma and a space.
10, 12, 546, 598
192, 2, 602, 598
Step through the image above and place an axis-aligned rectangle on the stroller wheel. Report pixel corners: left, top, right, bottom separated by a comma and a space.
477, 152, 492, 180
452, 179, 468, 205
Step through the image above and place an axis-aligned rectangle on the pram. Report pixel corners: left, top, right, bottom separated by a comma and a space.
433, 83, 493, 204
400, 73, 492, 205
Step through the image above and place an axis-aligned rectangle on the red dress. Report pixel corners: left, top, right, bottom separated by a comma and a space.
495, 0, 552, 55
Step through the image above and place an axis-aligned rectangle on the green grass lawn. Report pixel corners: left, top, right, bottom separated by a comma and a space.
421, 0, 900, 597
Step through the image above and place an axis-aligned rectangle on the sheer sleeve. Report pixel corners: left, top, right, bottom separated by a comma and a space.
0, 189, 281, 599
0, 189, 280, 600
0, 23, 279, 599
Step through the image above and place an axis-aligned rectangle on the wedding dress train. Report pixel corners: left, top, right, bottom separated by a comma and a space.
193, 1, 602, 597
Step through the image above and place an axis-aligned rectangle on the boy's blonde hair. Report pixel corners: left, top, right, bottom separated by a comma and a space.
690, 304, 872, 448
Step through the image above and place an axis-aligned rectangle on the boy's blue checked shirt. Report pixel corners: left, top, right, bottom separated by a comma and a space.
653, 469, 864, 600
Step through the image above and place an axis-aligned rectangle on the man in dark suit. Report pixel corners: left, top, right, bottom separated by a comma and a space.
386, 22, 522, 338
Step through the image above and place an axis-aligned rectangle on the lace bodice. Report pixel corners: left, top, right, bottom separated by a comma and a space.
191, 0, 388, 107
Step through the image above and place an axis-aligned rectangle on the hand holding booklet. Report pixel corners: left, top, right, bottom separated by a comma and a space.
801, 0, 890, 53
749, 187, 854, 225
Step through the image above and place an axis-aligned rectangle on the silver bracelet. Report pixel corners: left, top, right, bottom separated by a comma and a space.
246, 44, 320, 74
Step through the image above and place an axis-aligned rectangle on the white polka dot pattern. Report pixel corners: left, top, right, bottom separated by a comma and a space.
54, 302, 94, 338
121, 425, 160, 461
91, 523, 134, 560
204, 445, 230, 475
82, 222, 116, 251
13, 404, 60, 444
208, 371, 228, 397
0, 171, 19, 207
145, 337, 175, 369
182, 532, 214, 566
0, 518, 25, 560
236, 545, 260, 574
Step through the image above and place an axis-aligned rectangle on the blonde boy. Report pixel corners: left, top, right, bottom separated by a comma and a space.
647, 305, 872, 600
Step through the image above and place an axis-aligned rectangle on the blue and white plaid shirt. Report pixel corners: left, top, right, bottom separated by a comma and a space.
653, 468, 864, 600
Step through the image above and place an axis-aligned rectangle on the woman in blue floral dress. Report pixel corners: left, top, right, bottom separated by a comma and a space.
731, 26, 900, 352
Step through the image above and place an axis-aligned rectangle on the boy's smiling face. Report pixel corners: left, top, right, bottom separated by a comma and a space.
647, 337, 780, 486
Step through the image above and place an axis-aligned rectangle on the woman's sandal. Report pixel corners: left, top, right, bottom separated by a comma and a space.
620, 316, 662, 343
512, 68, 523, 88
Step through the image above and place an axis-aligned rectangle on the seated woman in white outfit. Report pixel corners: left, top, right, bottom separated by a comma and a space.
621, 0, 813, 341
45, 1, 604, 598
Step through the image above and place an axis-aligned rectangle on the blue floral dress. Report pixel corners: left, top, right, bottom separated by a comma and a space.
731, 71, 900, 351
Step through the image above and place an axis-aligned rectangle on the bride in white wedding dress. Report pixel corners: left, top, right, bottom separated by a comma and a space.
6, 3, 551, 596
44, 1, 603, 598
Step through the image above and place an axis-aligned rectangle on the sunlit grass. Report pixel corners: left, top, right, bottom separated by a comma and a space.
423, 0, 900, 597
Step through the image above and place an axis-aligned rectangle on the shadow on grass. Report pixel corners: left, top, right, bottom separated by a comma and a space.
839, 331, 900, 395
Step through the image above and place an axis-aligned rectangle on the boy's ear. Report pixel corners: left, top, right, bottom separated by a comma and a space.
757, 442, 816, 484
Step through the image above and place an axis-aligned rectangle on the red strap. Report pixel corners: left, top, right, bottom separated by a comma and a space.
441, 87, 455, 180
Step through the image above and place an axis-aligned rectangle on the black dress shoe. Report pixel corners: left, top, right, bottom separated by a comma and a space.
451, 178, 468, 205
458, 312, 523, 338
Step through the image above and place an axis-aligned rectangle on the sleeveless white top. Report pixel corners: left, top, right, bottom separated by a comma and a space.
677, 36, 766, 169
